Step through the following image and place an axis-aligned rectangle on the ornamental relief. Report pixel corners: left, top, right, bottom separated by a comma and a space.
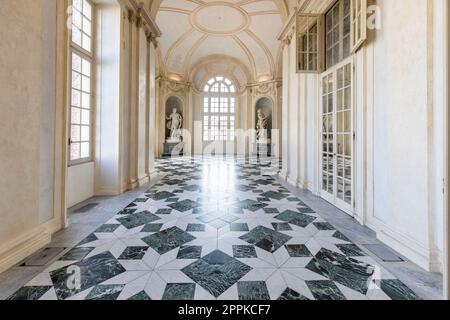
251, 81, 280, 101
161, 79, 191, 98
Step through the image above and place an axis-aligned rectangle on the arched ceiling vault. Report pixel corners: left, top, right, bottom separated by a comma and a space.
151, 0, 290, 84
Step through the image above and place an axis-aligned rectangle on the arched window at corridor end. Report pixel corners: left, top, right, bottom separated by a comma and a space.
203, 76, 236, 142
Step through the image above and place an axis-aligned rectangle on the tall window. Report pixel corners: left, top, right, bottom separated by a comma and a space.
325, 0, 351, 69
203, 77, 236, 141
297, 15, 319, 72
69, 0, 94, 163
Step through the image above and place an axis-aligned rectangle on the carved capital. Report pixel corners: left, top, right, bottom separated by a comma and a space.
145, 30, 153, 43
127, 8, 136, 24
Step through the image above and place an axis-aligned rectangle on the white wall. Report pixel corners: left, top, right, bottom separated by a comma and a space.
67, 163, 95, 208
369, 0, 439, 271
0, 0, 64, 272
95, 2, 122, 196
280, 0, 446, 272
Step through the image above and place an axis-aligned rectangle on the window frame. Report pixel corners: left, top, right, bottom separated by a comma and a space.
324, 0, 352, 70
350, 0, 367, 53
296, 14, 325, 73
203, 77, 237, 142
68, 0, 96, 166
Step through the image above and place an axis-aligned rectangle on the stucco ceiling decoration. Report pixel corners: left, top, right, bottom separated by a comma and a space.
154, 0, 289, 83
191, 3, 250, 35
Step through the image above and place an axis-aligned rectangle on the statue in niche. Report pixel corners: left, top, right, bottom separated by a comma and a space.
166, 108, 183, 143
256, 108, 271, 143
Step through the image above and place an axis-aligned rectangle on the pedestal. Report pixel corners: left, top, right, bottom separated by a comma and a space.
253, 143, 274, 158
163, 142, 184, 158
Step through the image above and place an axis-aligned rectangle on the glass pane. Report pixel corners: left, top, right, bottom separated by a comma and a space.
345, 158, 352, 180
72, 53, 82, 72
322, 173, 328, 191
337, 156, 344, 177
322, 78, 328, 95
72, 89, 81, 107
72, 72, 81, 90
82, 59, 91, 76
327, 174, 334, 193
83, 0, 92, 20
344, 87, 351, 109
337, 112, 344, 132
328, 154, 334, 173
82, 92, 90, 108
71, 107, 81, 124
343, 35, 350, 58
337, 177, 344, 200
322, 117, 328, 133
328, 134, 334, 153
337, 68, 344, 89
73, 0, 82, 11
71, 125, 81, 141
81, 109, 90, 125
344, 180, 352, 204
81, 126, 90, 141
344, 110, 351, 132
322, 95, 327, 113
82, 17, 91, 36
72, 27, 82, 47
81, 142, 90, 158
345, 64, 351, 86
328, 93, 333, 113
322, 135, 328, 152
345, 134, 351, 156
82, 75, 90, 92
72, 9, 82, 29
71, 143, 80, 160
327, 114, 334, 132
82, 33, 91, 52
337, 90, 343, 111
337, 134, 344, 155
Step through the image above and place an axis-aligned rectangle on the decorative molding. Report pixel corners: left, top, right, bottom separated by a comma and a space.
190, 2, 251, 36
0, 218, 62, 274
154, 0, 284, 82
277, 7, 297, 42
375, 220, 438, 272
128, 0, 162, 37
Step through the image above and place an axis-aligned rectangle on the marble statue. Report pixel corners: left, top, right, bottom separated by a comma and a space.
256, 108, 270, 143
166, 108, 183, 142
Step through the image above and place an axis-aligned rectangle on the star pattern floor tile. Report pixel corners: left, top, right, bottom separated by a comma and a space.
6, 157, 421, 300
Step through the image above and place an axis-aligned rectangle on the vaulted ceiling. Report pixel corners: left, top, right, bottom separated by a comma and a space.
151, 0, 293, 85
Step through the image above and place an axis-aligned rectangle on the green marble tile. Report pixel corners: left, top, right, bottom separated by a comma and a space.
238, 281, 270, 300
306, 280, 346, 300
163, 283, 195, 300
379, 279, 421, 300
116, 211, 160, 229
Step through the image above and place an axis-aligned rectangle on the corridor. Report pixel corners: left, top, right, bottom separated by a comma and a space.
6, 157, 422, 300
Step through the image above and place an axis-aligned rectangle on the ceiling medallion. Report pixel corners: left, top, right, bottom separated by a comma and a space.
191, 2, 250, 36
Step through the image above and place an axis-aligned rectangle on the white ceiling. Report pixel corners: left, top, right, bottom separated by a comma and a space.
153, 0, 291, 83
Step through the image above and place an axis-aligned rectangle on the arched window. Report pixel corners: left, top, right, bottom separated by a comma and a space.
203, 76, 236, 141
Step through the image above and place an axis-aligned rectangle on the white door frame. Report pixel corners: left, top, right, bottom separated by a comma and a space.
319, 57, 354, 216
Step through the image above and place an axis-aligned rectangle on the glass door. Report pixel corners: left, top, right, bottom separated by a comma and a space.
320, 60, 354, 215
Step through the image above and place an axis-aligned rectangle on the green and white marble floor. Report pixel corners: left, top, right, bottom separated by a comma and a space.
5, 157, 423, 300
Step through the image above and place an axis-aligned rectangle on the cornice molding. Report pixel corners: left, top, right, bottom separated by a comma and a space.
125, 0, 162, 39
277, 7, 297, 43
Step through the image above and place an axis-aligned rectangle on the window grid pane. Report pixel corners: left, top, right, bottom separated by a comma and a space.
71, 0, 92, 53
70, 52, 92, 162
203, 77, 237, 142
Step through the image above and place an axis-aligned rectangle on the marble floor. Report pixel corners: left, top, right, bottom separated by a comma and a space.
2, 157, 441, 300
